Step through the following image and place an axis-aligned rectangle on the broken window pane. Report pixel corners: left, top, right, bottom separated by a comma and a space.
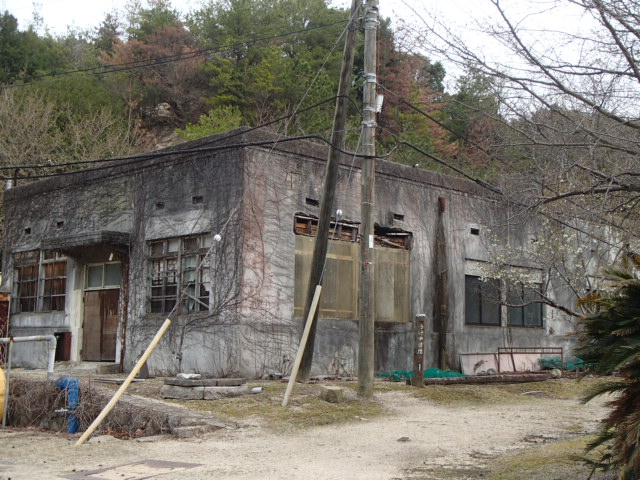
150, 241, 165, 256
146, 235, 210, 315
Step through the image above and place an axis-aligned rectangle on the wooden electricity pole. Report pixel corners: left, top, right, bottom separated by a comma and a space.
358, 0, 379, 398
297, 0, 360, 382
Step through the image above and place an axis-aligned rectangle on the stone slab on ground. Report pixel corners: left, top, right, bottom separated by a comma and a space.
164, 377, 246, 387
216, 378, 247, 386
160, 384, 205, 400
203, 385, 250, 400
164, 378, 220, 387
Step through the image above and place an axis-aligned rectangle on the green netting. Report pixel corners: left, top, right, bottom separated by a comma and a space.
377, 368, 468, 382
540, 356, 585, 371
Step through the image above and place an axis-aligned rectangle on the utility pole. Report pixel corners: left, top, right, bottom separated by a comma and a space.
358, 0, 379, 398
297, 0, 360, 382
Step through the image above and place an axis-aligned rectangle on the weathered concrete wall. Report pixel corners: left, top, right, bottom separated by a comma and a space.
236, 135, 580, 375
123, 145, 246, 376
3, 128, 583, 377
2, 166, 133, 367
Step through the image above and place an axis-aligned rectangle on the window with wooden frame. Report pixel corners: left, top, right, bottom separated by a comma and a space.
148, 233, 212, 314
86, 263, 122, 289
14, 250, 39, 313
13, 250, 67, 313
41, 251, 68, 311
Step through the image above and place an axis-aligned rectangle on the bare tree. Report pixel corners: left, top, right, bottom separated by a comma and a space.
401, 0, 640, 312
405, 0, 640, 228
0, 88, 142, 246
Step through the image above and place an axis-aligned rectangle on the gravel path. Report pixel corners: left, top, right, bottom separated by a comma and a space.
0, 383, 609, 480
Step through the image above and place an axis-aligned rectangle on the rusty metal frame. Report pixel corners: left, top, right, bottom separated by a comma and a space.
497, 346, 563, 373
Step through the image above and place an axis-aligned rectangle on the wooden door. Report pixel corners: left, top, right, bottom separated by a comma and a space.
83, 289, 119, 361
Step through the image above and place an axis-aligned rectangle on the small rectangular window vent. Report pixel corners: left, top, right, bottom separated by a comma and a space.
393, 213, 404, 222
155, 202, 165, 210
57, 221, 64, 228
192, 196, 203, 205
470, 227, 480, 236
306, 197, 319, 207
24, 227, 31, 235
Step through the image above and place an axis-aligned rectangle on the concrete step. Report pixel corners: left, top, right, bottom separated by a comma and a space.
53, 361, 120, 376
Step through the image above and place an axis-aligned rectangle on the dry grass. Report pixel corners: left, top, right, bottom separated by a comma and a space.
156, 376, 615, 434
167, 380, 387, 432
406, 377, 614, 406
488, 436, 616, 480
8, 377, 171, 438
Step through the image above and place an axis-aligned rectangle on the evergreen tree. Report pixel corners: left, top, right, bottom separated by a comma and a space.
576, 257, 640, 479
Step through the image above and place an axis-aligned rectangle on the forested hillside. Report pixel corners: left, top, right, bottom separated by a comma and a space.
0, 0, 496, 165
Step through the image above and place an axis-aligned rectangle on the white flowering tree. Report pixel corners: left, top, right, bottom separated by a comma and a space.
477, 217, 626, 321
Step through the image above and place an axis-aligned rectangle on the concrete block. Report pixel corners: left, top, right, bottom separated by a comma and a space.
203, 385, 249, 400
163, 377, 246, 387
320, 386, 344, 403
164, 378, 219, 387
215, 378, 246, 386
160, 384, 205, 400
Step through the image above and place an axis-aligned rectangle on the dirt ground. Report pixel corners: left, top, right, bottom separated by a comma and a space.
0, 374, 616, 480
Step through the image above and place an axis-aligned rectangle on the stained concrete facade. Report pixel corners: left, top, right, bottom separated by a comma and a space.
2, 128, 579, 377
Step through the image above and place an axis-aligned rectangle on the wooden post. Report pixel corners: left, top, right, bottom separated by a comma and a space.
282, 286, 322, 407
358, 0, 379, 399
412, 315, 426, 387
75, 318, 171, 445
297, 0, 360, 382
434, 196, 449, 370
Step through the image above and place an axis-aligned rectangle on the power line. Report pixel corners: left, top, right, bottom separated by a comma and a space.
0, 94, 363, 174
0, 133, 394, 182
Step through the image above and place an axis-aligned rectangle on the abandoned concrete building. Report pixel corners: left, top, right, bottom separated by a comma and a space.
1, 128, 581, 378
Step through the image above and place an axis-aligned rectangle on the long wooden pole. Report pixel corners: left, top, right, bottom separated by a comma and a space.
358, 0, 379, 399
297, 0, 360, 382
75, 318, 171, 445
282, 285, 322, 407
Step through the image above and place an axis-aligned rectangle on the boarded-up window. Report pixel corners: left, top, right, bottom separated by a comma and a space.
375, 248, 410, 322
294, 215, 411, 323
148, 234, 211, 314
295, 236, 359, 320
